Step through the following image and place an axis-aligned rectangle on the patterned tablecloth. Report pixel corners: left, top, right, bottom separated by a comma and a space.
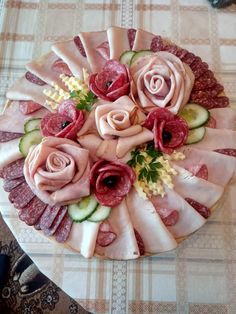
0, 1, 236, 313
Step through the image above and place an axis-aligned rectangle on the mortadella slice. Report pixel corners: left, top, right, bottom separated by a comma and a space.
0, 138, 23, 168
107, 26, 131, 60
95, 199, 140, 259
79, 31, 108, 72
151, 187, 206, 239
126, 188, 177, 253
209, 108, 236, 130
52, 39, 90, 78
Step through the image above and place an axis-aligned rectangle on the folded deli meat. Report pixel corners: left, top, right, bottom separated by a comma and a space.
0, 27, 235, 260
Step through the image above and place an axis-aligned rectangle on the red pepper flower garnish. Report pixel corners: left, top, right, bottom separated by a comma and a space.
90, 159, 135, 207
143, 108, 188, 154
89, 60, 130, 101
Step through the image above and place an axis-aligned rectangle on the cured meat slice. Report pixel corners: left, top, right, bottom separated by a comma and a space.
8, 182, 35, 209
151, 187, 206, 238
156, 208, 179, 226
132, 29, 155, 51
172, 164, 224, 207
107, 26, 131, 60
185, 198, 211, 219
95, 199, 140, 259
96, 230, 117, 247
3, 177, 25, 192
39, 205, 62, 230
51, 59, 73, 76
134, 229, 145, 256
25, 71, 46, 86
205, 116, 216, 128
209, 108, 236, 130
0, 131, 22, 143
0, 138, 22, 168
26, 52, 66, 89
52, 39, 90, 78
2, 158, 25, 180
190, 84, 224, 100
150, 35, 165, 52
177, 147, 236, 186
191, 95, 229, 109
19, 101, 42, 115
19, 197, 47, 225
128, 28, 136, 49
181, 52, 196, 66
41, 206, 68, 236
214, 148, 236, 158
74, 36, 87, 57
193, 70, 217, 91
79, 31, 108, 72
126, 189, 177, 253
96, 41, 110, 60
54, 214, 73, 243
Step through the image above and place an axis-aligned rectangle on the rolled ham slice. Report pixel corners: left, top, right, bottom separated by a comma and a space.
79, 31, 108, 72
151, 187, 206, 239
52, 39, 90, 78
95, 199, 140, 259
176, 147, 236, 186
66, 221, 100, 258
209, 108, 236, 130
107, 26, 131, 60
126, 188, 177, 253
172, 164, 224, 208
26, 52, 66, 89
0, 138, 23, 168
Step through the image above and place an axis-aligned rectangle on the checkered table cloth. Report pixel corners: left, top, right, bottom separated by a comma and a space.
0, 1, 236, 313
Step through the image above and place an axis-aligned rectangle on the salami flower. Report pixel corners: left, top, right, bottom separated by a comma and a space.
143, 108, 188, 154
90, 159, 136, 207
24, 137, 90, 206
40, 100, 84, 140
130, 51, 195, 114
89, 60, 130, 101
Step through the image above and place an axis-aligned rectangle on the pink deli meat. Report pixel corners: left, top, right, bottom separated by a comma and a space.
41, 206, 68, 236
54, 213, 73, 243
19, 197, 47, 225
25, 71, 46, 86
2, 158, 25, 180
3, 177, 25, 192
0, 131, 23, 143
52, 59, 73, 76
8, 182, 35, 209
185, 198, 211, 219
19, 101, 42, 115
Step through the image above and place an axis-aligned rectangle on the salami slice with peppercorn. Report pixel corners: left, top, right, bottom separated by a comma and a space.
214, 149, 236, 158
19, 197, 47, 226
0, 131, 23, 143
8, 182, 35, 209
19, 100, 42, 115
73, 36, 87, 57
52, 59, 73, 76
3, 177, 25, 192
41, 206, 68, 236
2, 158, 25, 180
127, 28, 137, 50
25, 71, 46, 86
54, 213, 73, 243
156, 208, 179, 227
185, 198, 211, 219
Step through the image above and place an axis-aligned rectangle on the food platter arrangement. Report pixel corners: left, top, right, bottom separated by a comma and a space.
0, 27, 236, 260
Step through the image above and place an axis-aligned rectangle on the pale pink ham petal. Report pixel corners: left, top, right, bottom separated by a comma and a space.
151, 187, 206, 239
76, 108, 100, 137
182, 63, 195, 107
79, 31, 108, 72
176, 147, 236, 186
95, 199, 140, 259
126, 188, 177, 253
0, 138, 23, 168
52, 39, 90, 78
132, 29, 155, 51
77, 134, 102, 162
107, 26, 130, 60
209, 108, 236, 130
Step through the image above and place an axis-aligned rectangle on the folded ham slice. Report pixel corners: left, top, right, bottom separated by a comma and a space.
209, 108, 236, 130
151, 187, 206, 238
52, 39, 90, 78
95, 199, 140, 259
172, 164, 224, 207
26, 52, 66, 89
0, 138, 23, 168
66, 221, 100, 258
176, 147, 236, 186
126, 188, 177, 253
107, 26, 131, 60
79, 31, 108, 72
132, 29, 155, 51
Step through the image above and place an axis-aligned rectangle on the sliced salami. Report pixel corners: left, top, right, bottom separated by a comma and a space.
150, 35, 164, 52
42, 206, 68, 236
99, 220, 112, 232
19, 101, 42, 115
191, 61, 208, 79
185, 198, 211, 219
193, 70, 217, 91
73, 36, 87, 57
192, 95, 229, 109
19, 197, 47, 226
52, 59, 73, 76
39, 205, 62, 230
156, 208, 179, 226
54, 213, 73, 243
176, 48, 188, 60
205, 116, 216, 128
25, 71, 46, 86
34, 221, 42, 230
3, 177, 25, 192
2, 158, 25, 180
8, 182, 35, 209
0, 131, 23, 143
190, 84, 224, 100
134, 229, 145, 255
127, 28, 136, 50
181, 52, 196, 66
96, 230, 117, 247
214, 148, 236, 158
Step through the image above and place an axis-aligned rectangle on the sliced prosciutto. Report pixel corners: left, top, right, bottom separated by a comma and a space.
126, 188, 177, 253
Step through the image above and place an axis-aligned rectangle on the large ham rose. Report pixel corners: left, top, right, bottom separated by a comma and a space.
89, 60, 130, 101
90, 159, 135, 207
24, 137, 90, 206
130, 51, 195, 114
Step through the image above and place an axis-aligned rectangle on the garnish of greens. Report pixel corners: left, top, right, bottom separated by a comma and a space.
127, 143, 163, 183
70, 90, 97, 112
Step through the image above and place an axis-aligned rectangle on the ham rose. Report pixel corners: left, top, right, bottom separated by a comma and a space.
24, 137, 90, 206
40, 100, 84, 140
130, 51, 195, 114
143, 108, 189, 154
89, 60, 130, 101
90, 159, 135, 207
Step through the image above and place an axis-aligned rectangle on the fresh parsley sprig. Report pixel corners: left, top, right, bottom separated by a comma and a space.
70, 90, 97, 112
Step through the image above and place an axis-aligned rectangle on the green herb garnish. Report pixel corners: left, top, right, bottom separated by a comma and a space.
70, 90, 97, 112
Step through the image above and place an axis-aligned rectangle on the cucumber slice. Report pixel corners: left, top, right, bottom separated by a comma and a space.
130, 50, 154, 65
68, 195, 98, 223
19, 129, 42, 157
119, 51, 136, 66
185, 126, 206, 145
24, 118, 41, 133
179, 103, 209, 129
87, 205, 111, 223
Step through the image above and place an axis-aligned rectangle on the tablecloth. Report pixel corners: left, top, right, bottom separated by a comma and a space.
0, 1, 236, 313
